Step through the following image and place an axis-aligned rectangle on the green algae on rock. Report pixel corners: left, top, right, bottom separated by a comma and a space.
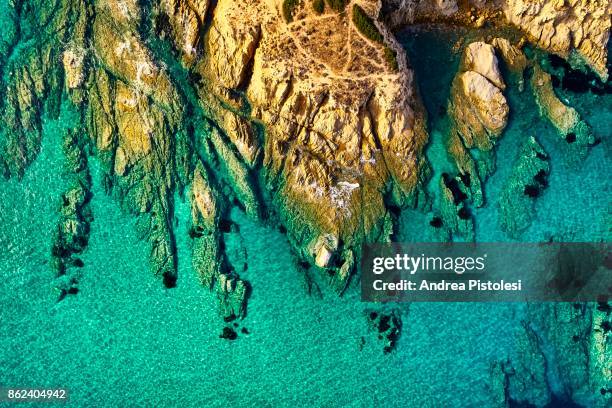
51, 127, 93, 300
498, 136, 550, 236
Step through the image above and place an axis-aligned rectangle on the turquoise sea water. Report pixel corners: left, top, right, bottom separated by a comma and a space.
0, 28, 610, 407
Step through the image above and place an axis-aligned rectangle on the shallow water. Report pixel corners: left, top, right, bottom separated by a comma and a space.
0, 27, 610, 407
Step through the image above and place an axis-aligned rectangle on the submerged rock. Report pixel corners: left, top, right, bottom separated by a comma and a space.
498, 136, 550, 236
488, 301, 611, 407
51, 128, 93, 299
220, 326, 238, 341
366, 309, 402, 354
216, 273, 248, 321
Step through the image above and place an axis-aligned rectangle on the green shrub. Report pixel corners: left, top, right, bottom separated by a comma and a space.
384, 47, 399, 72
283, 0, 300, 23
352, 5, 383, 43
325, 0, 346, 12
313, 0, 325, 14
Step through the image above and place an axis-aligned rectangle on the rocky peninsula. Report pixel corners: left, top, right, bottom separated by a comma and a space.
0, 1, 610, 404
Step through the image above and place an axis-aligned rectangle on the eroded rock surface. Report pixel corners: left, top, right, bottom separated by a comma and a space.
384, 0, 611, 81
437, 39, 510, 239
0, 0, 609, 321
530, 63, 595, 161
195, 0, 431, 289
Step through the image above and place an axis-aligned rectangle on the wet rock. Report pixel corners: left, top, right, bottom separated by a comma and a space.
158, 0, 209, 66
502, 0, 610, 81
216, 273, 249, 320
451, 40, 509, 147
191, 164, 224, 288
451, 68, 509, 150
312, 234, 339, 269
438, 173, 474, 240
492, 38, 528, 73
444, 40, 508, 220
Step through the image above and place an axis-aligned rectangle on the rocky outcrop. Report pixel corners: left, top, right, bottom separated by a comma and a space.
530, 63, 595, 162
502, 0, 611, 82
498, 136, 549, 237
191, 163, 224, 288
158, 0, 209, 66
0, 0, 83, 178
487, 302, 611, 407
0, 0, 608, 326
491, 37, 528, 73
450, 41, 509, 151
383, 0, 611, 81
51, 128, 93, 301
439, 40, 509, 239
197, 0, 429, 288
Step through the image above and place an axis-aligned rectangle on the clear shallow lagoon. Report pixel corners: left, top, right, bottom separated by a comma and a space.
0, 28, 610, 407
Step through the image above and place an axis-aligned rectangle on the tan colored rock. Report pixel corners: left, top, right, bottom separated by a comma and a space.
62, 47, 85, 89
93, 1, 176, 106
491, 37, 528, 72
530, 64, 580, 134
461, 71, 508, 138
312, 234, 339, 269
386, 0, 610, 80
205, 0, 261, 91
114, 82, 153, 159
219, 110, 260, 167
462, 42, 505, 89
160, 0, 209, 65
450, 41, 509, 151
114, 146, 128, 176
502, 0, 611, 80
530, 64, 594, 162
200, 0, 428, 269
192, 166, 218, 228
